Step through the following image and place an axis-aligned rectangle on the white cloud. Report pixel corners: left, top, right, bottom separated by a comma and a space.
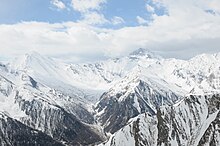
136, 16, 148, 25
51, 0, 66, 10
145, 4, 155, 13
0, 22, 107, 62
1, 1, 220, 62
79, 12, 109, 25
71, 0, 106, 12
71, 0, 108, 25
111, 16, 125, 25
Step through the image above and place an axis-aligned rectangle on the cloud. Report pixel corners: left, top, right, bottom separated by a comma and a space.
0, 22, 107, 62
79, 12, 109, 25
51, 0, 66, 10
71, 0, 106, 13
145, 4, 155, 13
136, 16, 148, 25
111, 16, 125, 25
71, 0, 108, 25
0, 1, 220, 62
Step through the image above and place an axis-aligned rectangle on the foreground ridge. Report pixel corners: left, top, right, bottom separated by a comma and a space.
99, 94, 220, 146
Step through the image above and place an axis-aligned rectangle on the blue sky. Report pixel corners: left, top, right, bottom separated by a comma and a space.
0, 0, 164, 26
0, 0, 220, 62
0, 0, 77, 24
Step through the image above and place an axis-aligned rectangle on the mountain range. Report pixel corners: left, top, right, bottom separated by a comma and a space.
0, 48, 220, 146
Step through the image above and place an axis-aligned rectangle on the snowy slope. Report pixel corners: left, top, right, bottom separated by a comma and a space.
1, 48, 220, 145
10, 51, 104, 103
10, 49, 220, 94
99, 113, 158, 146
0, 63, 105, 145
99, 94, 220, 146
9, 49, 220, 102
9, 49, 162, 102
95, 65, 182, 133
94, 51, 220, 134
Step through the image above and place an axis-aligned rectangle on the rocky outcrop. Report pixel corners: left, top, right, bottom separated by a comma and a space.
99, 94, 220, 146
0, 112, 63, 146
96, 78, 179, 134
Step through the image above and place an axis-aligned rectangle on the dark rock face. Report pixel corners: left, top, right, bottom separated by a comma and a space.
0, 113, 63, 146
198, 95, 220, 146
99, 94, 220, 146
15, 93, 103, 146
96, 80, 179, 134
155, 94, 220, 146
0, 67, 104, 145
156, 109, 170, 146
96, 94, 140, 133
198, 112, 220, 146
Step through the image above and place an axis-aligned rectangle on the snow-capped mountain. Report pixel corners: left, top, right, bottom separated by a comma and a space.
94, 50, 220, 134
99, 94, 220, 146
0, 48, 220, 145
0, 62, 104, 145
95, 66, 181, 133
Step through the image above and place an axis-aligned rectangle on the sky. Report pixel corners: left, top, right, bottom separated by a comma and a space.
0, 0, 220, 62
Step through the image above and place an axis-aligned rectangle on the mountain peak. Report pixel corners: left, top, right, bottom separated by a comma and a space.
129, 48, 162, 59
9, 51, 57, 74
24, 51, 42, 58
10, 51, 43, 70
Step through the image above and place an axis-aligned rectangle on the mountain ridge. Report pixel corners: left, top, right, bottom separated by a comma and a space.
0, 48, 220, 145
